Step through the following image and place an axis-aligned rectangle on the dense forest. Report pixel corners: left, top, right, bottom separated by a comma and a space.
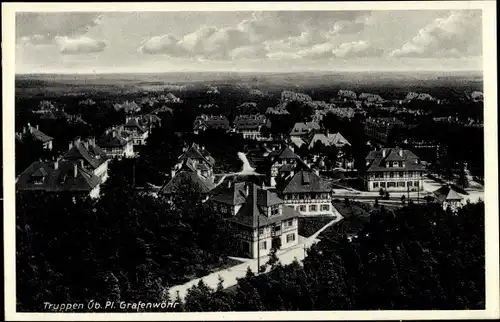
17, 179, 485, 312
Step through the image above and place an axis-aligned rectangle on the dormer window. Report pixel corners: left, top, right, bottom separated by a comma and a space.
393, 161, 399, 167
271, 206, 279, 217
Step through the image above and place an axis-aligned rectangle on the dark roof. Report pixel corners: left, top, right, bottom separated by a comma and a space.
282, 169, 331, 194
16, 160, 100, 193
23, 126, 53, 143
268, 146, 299, 162
210, 182, 247, 205
63, 140, 108, 169
178, 143, 215, 166
279, 164, 296, 172
124, 117, 147, 133
98, 131, 130, 148
234, 114, 267, 130
433, 185, 463, 203
365, 148, 425, 172
160, 170, 215, 195
225, 183, 299, 228
304, 132, 351, 149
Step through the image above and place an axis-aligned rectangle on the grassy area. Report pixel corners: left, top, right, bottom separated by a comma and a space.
298, 216, 334, 238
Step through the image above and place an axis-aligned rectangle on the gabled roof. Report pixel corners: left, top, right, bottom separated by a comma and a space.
124, 117, 147, 133
268, 146, 299, 162
178, 143, 215, 166
23, 126, 53, 143
194, 115, 230, 131
282, 169, 331, 194
305, 132, 351, 149
433, 185, 463, 203
290, 122, 320, 136
63, 140, 108, 169
225, 183, 299, 228
160, 164, 216, 195
210, 182, 247, 205
365, 148, 425, 172
16, 160, 100, 193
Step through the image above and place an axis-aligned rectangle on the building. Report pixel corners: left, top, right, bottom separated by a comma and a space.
364, 117, 405, 144
364, 148, 425, 192
301, 131, 351, 150
280, 168, 337, 216
98, 128, 135, 159
140, 114, 162, 130
122, 116, 149, 145
267, 145, 304, 187
113, 100, 141, 114
433, 185, 464, 212
210, 182, 300, 258
233, 114, 268, 140
16, 159, 101, 198
16, 123, 53, 150
193, 115, 231, 134
160, 158, 216, 201
63, 137, 109, 184
289, 122, 320, 137
176, 143, 215, 179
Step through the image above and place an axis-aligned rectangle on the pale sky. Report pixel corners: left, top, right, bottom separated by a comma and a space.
15, 10, 483, 74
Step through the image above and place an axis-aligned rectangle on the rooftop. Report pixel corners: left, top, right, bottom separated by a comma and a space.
365, 148, 425, 172
282, 169, 332, 194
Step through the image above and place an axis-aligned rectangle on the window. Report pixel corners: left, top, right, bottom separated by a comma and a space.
387, 182, 396, 188
286, 233, 296, 243
321, 204, 330, 211
407, 181, 413, 187
259, 228, 264, 235
408, 171, 414, 178
380, 182, 386, 188
259, 241, 267, 250
414, 181, 419, 186
271, 207, 279, 216
398, 182, 405, 187
299, 205, 306, 212
309, 205, 317, 212
399, 172, 404, 178
286, 219, 293, 227
393, 161, 399, 167
389, 172, 394, 178
373, 182, 379, 188
273, 224, 281, 232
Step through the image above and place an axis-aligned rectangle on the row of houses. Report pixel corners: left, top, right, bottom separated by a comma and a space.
16, 112, 163, 198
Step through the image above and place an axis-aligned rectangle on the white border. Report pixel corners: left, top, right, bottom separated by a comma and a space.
3, 1, 499, 321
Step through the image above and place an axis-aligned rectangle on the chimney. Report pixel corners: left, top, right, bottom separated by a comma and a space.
171, 168, 176, 179
382, 149, 386, 158
245, 183, 250, 197
314, 168, 320, 176
227, 180, 232, 188
112, 131, 116, 138
75, 137, 81, 145
54, 160, 59, 170
23, 127, 27, 134
79, 159, 85, 169
398, 149, 403, 157
36, 124, 39, 130
74, 163, 78, 177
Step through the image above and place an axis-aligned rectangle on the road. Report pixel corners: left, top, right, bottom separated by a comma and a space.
168, 214, 343, 301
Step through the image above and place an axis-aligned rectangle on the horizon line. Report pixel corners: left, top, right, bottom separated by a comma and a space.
15, 69, 483, 76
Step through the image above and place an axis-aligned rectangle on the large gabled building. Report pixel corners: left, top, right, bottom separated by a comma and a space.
16, 159, 101, 198
233, 114, 268, 140
98, 128, 135, 159
193, 114, 231, 134
364, 148, 425, 192
210, 182, 300, 258
266, 145, 304, 187
64, 137, 109, 183
280, 167, 337, 216
122, 116, 149, 146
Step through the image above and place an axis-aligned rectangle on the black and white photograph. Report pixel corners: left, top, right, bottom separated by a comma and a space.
2, 1, 499, 320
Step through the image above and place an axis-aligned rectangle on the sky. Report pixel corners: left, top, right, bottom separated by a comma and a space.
15, 10, 483, 74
